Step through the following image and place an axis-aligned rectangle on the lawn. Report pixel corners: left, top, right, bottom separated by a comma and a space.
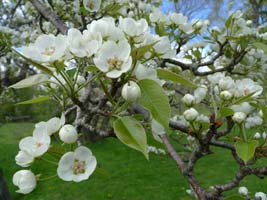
0, 123, 266, 200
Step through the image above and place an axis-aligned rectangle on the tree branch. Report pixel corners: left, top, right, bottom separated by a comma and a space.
29, 0, 68, 34
160, 134, 207, 200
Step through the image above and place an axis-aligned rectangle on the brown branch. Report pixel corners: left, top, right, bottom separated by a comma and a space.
216, 117, 234, 138
29, 0, 68, 34
210, 166, 267, 197
169, 120, 191, 134
160, 134, 207, 200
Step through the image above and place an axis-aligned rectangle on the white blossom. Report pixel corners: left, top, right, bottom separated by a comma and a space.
13, 170, 36, 194
83, 0, 101, 12
57, 146, 97, 182
263, 132, 267, 140
220, 90, 233, 100
119, 17, 148, 37
254, 132, 261, 139
59, 124, 78, 144
218, 76, 235, 90
182, 94, 195, 107
194, 86, 207, 103
21, 34, 67, 63
231, 102, 254, 115
169, 12, 187, 25
15, 150, 34, 167
67, 28, 100, 57
87, 18, 124, 42
121, 81, 141, 102
245, 116, 263, 129
19, 128, 51, 157
183, 108, 199, 122
232, 112, 246, 124
235, 78, 262, 97
134, 64, 164, 85
35, 114, 65, 136
238, 186, 248, 196
255, 192, 267, 200
94, 40, 132, 78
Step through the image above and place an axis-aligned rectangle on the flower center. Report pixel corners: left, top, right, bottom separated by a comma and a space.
88, 2, 95, 10
35, 142, 43, 148
243, 88, 250, 95
72, 159, 86, 174
42, 47, 56, 56
107, 57, 123, 70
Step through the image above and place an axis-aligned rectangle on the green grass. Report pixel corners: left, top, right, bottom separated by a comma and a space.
0, 123, 267, 200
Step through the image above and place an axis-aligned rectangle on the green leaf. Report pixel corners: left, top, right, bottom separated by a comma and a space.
131, 42, 156, 60
12, 48, 53, 75
85, 65, 99, 72
66, 68, 77, 79
113, 116, 148, 159
9, 74, 48, 89
258, 103, 267, 121
155, 23, 166, 36
224, 195, 245, 200
220, 107, 234, 117
157, 69, 196, 88
252, 42, 267, 54
138, 79, 171, 129
232, 91, 257, 105
16, 96, 50, 105
225, 14, 233, 29
235, 140, 258, 163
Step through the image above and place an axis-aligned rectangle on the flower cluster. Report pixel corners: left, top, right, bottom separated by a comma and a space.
13, 114, 97, 194
21, 17, 174, 79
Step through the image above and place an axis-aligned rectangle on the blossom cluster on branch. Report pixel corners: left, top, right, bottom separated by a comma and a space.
2, 0, 267, 199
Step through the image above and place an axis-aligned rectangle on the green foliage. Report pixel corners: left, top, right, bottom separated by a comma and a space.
16, 96, 50, 105
113, 116, 148, 159
157, 68, 196, 88
235, 140, 258, 163
9, 74, 48, 89
1, 124, 267, 200
138, 79, 171, 129
224, 195, 245, 200
219, 107, 234, 117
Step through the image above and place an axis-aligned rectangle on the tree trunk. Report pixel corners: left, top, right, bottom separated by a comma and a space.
0, 168, 11, 200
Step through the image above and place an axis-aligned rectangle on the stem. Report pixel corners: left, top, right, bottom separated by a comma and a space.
240, 123, 247, 141
55, 64, 74, 92
99, 79, 115, 105
51, 73, 70, 95
40, 157, 58, 165
76, 71, 101, 93
38, 174, 57, 181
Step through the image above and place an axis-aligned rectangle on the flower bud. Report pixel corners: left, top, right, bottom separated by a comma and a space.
255, 192, 267, 200
15, 150, 34, 167
220, 90, 233, 100
121, 81, 141, 102
232, 112, 246, 124
183, 108, 199, 122
254, 132, 261, 139
13, 170, 36, 194
182, 94, 195, 107
238, 186, 248, 196
59, 124, 78, 144
263, 132, 267, 140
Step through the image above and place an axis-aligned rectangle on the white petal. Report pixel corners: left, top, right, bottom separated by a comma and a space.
74, 146, 92, 161
19, 137, 35, 153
